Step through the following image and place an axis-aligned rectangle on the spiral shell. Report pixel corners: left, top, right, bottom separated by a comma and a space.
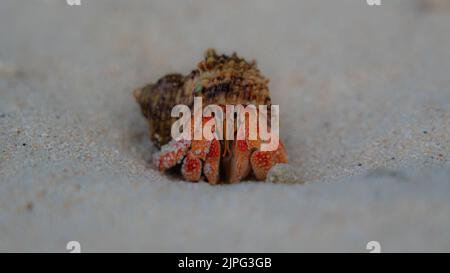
134, 49, 272, 147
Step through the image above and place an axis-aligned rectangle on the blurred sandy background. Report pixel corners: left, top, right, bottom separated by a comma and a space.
0, 0, 449, 252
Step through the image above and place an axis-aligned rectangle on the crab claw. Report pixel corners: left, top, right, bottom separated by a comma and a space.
181, 138, 212, 182
153, 139, 190, 171
181, 151, 202, 182
191, 138, 211, 161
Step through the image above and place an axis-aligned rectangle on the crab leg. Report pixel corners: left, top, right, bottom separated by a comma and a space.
227, 140, 252, 183
250, 140, 288, 180
204, 139, 221, 184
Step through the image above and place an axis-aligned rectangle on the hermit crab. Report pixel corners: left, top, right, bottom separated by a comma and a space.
134, 49, 288, 184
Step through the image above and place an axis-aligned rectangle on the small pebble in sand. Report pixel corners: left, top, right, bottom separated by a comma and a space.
267, 164, 303, 184
25, 202, 34, 212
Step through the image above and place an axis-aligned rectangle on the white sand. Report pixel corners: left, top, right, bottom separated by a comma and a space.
0, 0, 449, 252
